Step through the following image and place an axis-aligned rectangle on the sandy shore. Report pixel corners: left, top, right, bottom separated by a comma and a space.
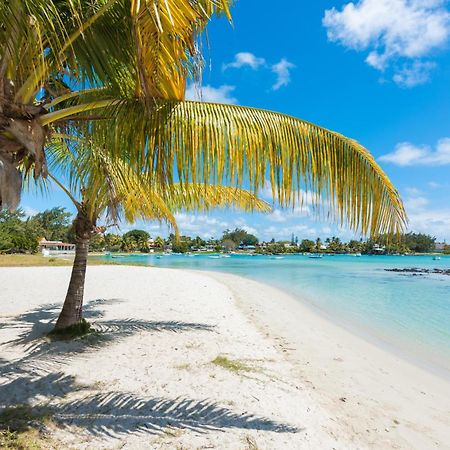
0, 266, 449, 449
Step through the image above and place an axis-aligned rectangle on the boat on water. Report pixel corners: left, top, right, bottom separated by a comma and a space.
208, 255, 220, 259
111, 255, 125, 259
308, 254, 323, 259
353, 253, 362, 257
433, 256, 441, 261
271, 256, 284, 260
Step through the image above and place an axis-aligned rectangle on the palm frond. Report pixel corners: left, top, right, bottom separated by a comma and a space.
43, 133, 269, 236
88, 99, 406, 237
161, 183, 271, 213
130, 0, 233, 99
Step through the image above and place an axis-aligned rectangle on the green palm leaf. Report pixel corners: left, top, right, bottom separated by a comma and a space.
87, 99, 406, 237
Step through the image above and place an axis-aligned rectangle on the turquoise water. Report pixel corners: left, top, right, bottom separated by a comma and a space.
98, 253, 450, 375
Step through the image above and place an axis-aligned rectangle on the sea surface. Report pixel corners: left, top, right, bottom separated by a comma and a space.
97, 253, 450, 376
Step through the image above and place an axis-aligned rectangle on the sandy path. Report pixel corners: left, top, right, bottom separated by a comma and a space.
0, 266, 449, 449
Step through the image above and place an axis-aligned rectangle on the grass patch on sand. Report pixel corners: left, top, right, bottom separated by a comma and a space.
47, 319, 95, 341
212, 355, 254, 373
175, 363, 191, 371
0, 405, 56, 449
244, 436, 260, 450
0, 254, 72, 267
0, 254, 148, 268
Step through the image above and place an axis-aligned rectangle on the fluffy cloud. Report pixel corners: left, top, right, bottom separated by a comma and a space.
185, 84, 237, 104
271, 58, 296, 90
323, 0, 450, 86
174, 213, 230, 239
392, 61, 436, 87
379, 138, 450, 166
224, 52, 295, 90
22, 206, 39, 218
223, 52, 266, 70
402, 190, 450, 239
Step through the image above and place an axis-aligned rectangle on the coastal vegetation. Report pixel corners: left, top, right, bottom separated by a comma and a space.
0, 207, 71, 253
0, 210, 441, 256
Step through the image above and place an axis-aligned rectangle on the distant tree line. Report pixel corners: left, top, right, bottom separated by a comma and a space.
0, 208, 443, 255
256, 233, 438, 255
0, 208, 72, 253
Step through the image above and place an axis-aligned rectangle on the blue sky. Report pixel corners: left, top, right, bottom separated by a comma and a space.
22, 0, 450, 242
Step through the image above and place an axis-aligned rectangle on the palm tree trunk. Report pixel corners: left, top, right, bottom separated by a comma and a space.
54, 210, 93, 330
54, 237, 89, 329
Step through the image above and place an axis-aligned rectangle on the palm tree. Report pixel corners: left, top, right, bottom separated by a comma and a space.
0, 0, 232, 209
45, 138, 270, 330
1, 1, 406, 240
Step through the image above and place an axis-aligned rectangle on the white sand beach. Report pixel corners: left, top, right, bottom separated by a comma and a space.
0, 265, 449, 449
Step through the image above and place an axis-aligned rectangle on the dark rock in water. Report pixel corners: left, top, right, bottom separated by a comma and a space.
385, 268, 450, 276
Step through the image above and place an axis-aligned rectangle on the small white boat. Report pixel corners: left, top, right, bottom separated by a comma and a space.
308, 254, 323, 259
433, 256, 441, 261
208, 255, 220, 259
111, 255, 125, 259
271, 256, 284, 260
353, 253, 362, 257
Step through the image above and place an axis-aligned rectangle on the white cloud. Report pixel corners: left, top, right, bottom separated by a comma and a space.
263, 224, 318, 240
267, 209, 288, 223
223, 52, 266, 70
323, 0, 450, 86
271, 58, 296, 90
392, 61, 436, 87
405, 195, 429, 211
403, 192, 450, 239
407, 208, 450, 240
379, 138, 450, 166
185, 84, 237, 104
428, 181, 448, 189
22, 206, 38, 218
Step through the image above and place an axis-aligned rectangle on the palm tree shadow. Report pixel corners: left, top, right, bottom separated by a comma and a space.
0, 369, 301, 437
0, 299, 301, 439
55, 392, 301, 437
1, 298, 123, 347
1, 298, 215, 360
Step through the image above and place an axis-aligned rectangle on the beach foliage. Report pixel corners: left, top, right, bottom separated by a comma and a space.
222, 228, 258, 247
0, 210, 39, 253
0, 207, 73, 253
48, 317, 93, 339
31, 207, 72, 241
0, 405, 54, 450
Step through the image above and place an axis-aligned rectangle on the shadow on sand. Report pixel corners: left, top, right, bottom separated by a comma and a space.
0, 299, 301, 439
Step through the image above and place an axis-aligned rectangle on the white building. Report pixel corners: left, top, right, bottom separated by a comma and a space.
39, 239, 75, 256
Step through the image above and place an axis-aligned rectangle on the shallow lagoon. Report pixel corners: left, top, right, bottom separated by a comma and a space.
98, 253, 450, 376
